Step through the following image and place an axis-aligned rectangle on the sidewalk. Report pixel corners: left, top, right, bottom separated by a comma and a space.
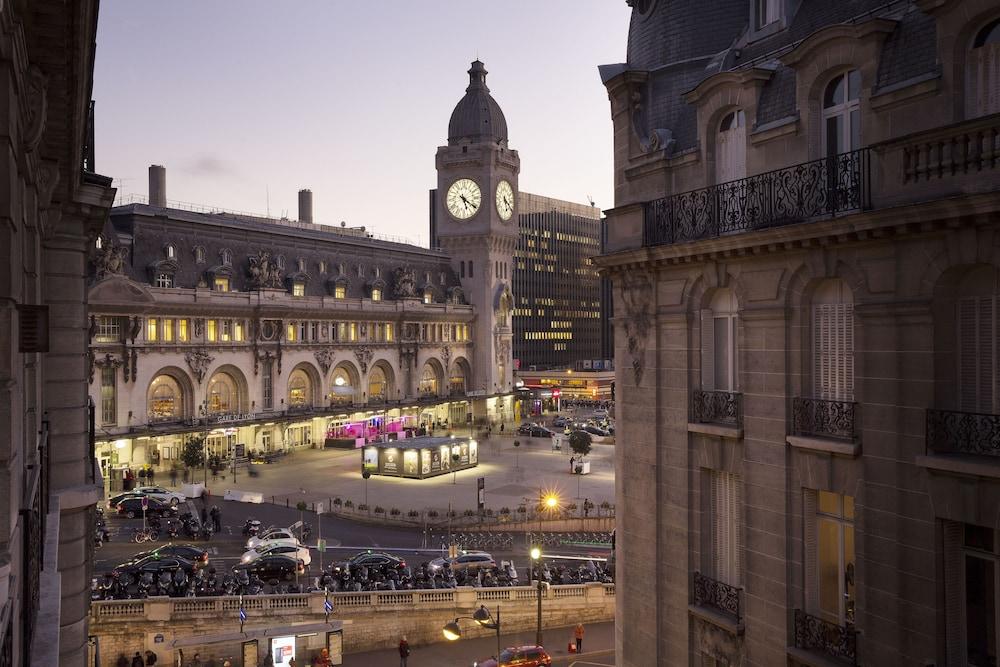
342, 621, 614, 666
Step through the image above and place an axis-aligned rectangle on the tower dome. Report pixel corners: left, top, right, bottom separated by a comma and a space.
447, 60, 508, 146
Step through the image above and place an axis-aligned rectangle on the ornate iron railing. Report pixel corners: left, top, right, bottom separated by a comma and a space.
693, 572, 742, 624
643, 149, 870, 247
794, 610, 857, 665
692, 390, 742, 428
926, 408, 1000, 457
792, 397, 857, 440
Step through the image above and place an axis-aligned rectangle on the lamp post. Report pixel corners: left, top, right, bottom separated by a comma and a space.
442, 604, 502, 662
531, 546, 543, 647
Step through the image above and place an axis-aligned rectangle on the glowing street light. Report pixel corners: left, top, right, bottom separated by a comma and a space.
531, 546, 543, 646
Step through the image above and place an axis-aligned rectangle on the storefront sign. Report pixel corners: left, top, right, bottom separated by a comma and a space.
270, 635, 296, 666
211, 412, 257, 425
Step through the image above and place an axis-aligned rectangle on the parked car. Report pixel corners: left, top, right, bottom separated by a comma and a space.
242, 542, 312, 567
246, 528, 300, 550
551, 416, 569, 428
232, 554, 305, 581
528, 426, 555, 438
107, 492, 144, 508
516, 423, 535, 435
132, 485, 186, 506
113, 554, 197, 578
331, 551, 406, 575
115, 496, 178, 519
593, 408, 609, 420
474, 646, 552, 667
132, 544, 209, 568
429, 551, 496, 572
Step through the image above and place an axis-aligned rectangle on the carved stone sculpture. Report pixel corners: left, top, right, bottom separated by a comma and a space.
247, 250, 283, 289
93, 241, 129, 280
315, 348, 336, 376
185, 349, 215, 384
354, 346, 373, 374
392, 266, 417, 298
621, 271, 653, 386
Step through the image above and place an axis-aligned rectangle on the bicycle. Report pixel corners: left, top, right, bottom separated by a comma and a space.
133, 527, 158, 543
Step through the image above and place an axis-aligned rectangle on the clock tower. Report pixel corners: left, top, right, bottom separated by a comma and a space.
435, 60, 519, 408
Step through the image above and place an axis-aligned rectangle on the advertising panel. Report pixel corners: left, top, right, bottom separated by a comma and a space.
430, 448, 443, 473
270, 636, 296, 666
362, 447, 378, 471
469, 440, 478, 464
403, 450, 419, 476
439, 445, 451, 470
380, 448, 400, 475
421, 449, 432, 475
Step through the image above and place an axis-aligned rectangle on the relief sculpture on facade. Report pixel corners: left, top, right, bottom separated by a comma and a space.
247, 250, 283, 289
185, 349, 214, 384
392, 266, 417, 298
621, 270, 653, 386
93, 240, 129, 280
354, 346, 373, 374
315, 348, 336, 376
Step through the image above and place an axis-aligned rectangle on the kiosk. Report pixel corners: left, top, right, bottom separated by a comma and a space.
361, 436, 478, 479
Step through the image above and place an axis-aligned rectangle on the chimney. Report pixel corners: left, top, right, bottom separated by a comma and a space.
149, 165, 166, 207
298, 189, 313, 223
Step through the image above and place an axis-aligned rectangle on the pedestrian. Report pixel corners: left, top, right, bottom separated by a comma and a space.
261, 650, 274, 667
170, 468, 178, 487
116, 654, 129, 667
200, 506, 208, 526
574, 622, 585, 653
569, 456, 575, 474
584, 499, 591, 518
500, 422, 505, 434
145, 649, 158, 666
288, 658, 297, 667
131, 652, 144, 667
148, 467, 155, 484
211, 505, 221, 532
398, 635, 410, 667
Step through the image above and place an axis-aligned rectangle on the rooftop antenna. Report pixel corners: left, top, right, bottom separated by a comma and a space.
587, 195, 596, 207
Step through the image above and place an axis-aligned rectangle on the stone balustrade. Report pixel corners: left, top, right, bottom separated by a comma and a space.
90, 583, 615, 665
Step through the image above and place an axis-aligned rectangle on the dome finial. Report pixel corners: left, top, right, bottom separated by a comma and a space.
467, 60, 489, 93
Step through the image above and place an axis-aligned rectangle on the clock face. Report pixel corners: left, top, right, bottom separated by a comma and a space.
495, 180, 514, 221
446, 178, 482, 220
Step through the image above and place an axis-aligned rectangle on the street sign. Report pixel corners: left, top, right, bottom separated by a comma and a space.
140, 496, 149, 510
324, 599, 333, 614
316, 501, 325, 515
316, 539, 327, 552
477, 477, 485, 510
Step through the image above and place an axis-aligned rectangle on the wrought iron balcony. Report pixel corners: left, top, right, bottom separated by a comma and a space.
792, 397, 857, 441
643, 149, 870, 247
692, 572, 742, 625
926, 408, 1000, 457
692, 390, 742, 428
794, 609, 857, 666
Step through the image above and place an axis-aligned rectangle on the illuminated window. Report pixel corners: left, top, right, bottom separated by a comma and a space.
148, 375, 182, 421
155, 273, 173, 288
100, 365, 117, 426
349, 322, 357, 341
221, 320, 232, 342
288, 368, 311, 407
214, 277, 230, 292
208, 371, 239, 414
262, 359, 273, 409
807, 491, 855, 626
287, 323, 297, 342
292, 282, 305, 297
372, 287, 383, 302
234, 321, 245, 342
386, 324, 394, 342
207, 319, 218, 342
146, 318, 158, 342
335, 284, 347, 299
96, 316, 121, 343
424, 289, 433, 304
178, 319, 189, 342
163, 319, 174, 342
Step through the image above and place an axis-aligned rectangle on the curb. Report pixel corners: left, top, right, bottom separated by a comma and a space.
552, 648, 615, 664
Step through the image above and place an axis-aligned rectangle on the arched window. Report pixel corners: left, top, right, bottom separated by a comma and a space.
368, 366, 389, 401
221, 248, 233, 266
812, 280, 854, 401
424, 289, 434, 305
822, 70, 861, 157
419, 365, 438, 396
701, 289, 738, 392
372, 287, 383, 302
288, 368, 312, 407
956, 266, 1000, 413
968, 18, 1000, 118
449, 364, 467, 396
194, 246, 206, 264
207, 372, 239, 414
716, 109, 747, 183
148, 374, 183, 422
165, 244, 176, 259
330, 367, 355, 406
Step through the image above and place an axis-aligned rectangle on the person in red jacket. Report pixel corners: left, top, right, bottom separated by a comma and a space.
398, 636, 410, 667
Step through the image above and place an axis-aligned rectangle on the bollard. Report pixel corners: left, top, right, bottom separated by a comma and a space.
286, 498, 289, 508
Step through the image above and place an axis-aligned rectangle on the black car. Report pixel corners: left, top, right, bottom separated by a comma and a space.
332, 551, 406, 574
115, 496, 178, 519
108, 492, 143, 508
132, 544, 209, 567
233, 554, 304, 582
113, 554, 196, 578
528, 426, 555, 438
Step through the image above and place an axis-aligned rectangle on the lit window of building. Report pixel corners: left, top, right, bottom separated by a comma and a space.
214, 277, 230, 292
146, 318, 158, 342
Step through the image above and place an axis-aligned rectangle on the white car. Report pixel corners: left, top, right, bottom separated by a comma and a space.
133, 486, 186, 507
241, 542, 311, 567
246, 528, 300, 550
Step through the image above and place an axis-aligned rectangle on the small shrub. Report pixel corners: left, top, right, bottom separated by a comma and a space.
295, 500, 308, 512
485, 508, 495, 517
566, 503, 579, 512
447, 510, 457, 518
600, 501, 612, 509
344, 500, 354, 509
389, 508, 401, 516
332, 497, 342, 507
407, 510, 419, 518
463, 509, 475, 517
427, 510, 439, 518
516, 505, 527, 514
358, 503, 370, 511
373, 506, 385, 514
499, 507, 510, 515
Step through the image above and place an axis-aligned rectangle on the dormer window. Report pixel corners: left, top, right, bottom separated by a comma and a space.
292, 282, 305, 297
297, 258, 306, 273
440, 272, 447, 285
319, 261, 327, 274
95, 236, 103, 250
194, 246, 206, 264
424, 289, 434, 305
716, 109, 747, 183
754, 0, 782, 31
338, 263, 345, 275
374, 266, 381, 279
357, 264, 364, 278
372, 287, 383, 302
221, 248, 233, 267
155, 273, 173, 288
214, 277, 230, 292
276, 255, 286, 270
823, 70, 861, 157
165, 244, 176, 260
967, 18, 1000, 118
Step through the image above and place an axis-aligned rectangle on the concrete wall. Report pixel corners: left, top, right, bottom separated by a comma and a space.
90, 584, 615, 665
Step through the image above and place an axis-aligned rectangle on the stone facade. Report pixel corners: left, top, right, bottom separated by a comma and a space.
598, 1, 1000, 665
0, 1, 116, 666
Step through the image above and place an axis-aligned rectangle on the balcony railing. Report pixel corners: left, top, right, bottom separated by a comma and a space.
926, 408, 1000, 457
692, 390, 742, 428
792, 397, 857, 441
794, 610, 857, 665
692, 572, 742, 625
643, 149, 870, 247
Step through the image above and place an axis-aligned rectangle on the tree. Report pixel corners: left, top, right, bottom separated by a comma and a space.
569, 430, 593, 458
181, 435, 206, 469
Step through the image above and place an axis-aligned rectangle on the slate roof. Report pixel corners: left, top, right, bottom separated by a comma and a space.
619, 0, 939, 151
97, 204, 461, 301
448, 60, 508, 147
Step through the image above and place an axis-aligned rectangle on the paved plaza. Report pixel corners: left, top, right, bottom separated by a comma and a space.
187, 434, 615, 515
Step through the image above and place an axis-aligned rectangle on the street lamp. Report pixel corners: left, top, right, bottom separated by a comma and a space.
531, 546, 543, 647
442, 604, 502, 661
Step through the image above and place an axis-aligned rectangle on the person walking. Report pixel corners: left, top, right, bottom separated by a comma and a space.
145, 649, 158, 666
569, 456, 575, 474
200, 506, 208, 526
398, 636, 410, 667
211, 505, 221, 532
574, 622, 585, 653
169, 467, 178, 487
131, 653, 144, 667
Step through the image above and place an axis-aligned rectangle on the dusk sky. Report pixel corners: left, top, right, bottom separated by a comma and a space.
94, 1, 631, 245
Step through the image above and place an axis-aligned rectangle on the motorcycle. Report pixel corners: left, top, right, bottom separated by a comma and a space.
242, 518, 261, 537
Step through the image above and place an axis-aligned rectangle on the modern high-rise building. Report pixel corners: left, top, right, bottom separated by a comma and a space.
0, 1, 116, 666
597, 1, 1000, 665
431, 183, 605, 370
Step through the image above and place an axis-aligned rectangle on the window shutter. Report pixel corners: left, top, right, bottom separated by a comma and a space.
701, 310, 715, 390
804, 490, 818, 613
841, 303, 854, 401
17, 305, 49, 353
977, 298, 995, 413
813, 306, 831, 399
959, 298, 978, 411
987, 44, 1000, 116
711, 471, 722, 580
813, 303, 854, 400
714, 316, 731, 391
734, 474, 743, 587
